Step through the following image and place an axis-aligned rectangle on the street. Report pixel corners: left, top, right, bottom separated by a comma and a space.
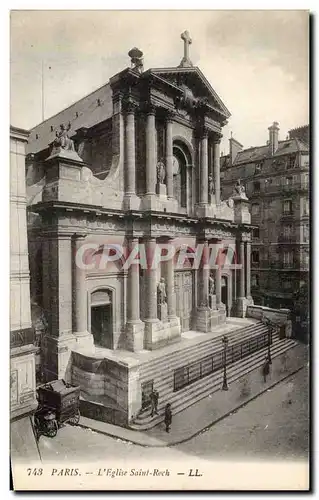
38, 367, 309, 463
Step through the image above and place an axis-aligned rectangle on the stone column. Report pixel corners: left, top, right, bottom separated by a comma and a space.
145, 106, 156, 196
126, 238, 144, 351
166, 113, 174, 199
239, 240, 245, 298
165, 253, 176, 319
199, 131, 209, 206
73, 234, 87, 334
124, 103, 137, 196
144, 238, 158, 322
216, 264, 222, 307
213, 138, 221, 205
246, 241, 252, 299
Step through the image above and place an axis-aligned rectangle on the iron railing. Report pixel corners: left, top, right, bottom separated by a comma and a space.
173, 330, 273, 392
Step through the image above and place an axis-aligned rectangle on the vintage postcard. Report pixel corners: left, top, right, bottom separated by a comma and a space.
10, 9, 310, 491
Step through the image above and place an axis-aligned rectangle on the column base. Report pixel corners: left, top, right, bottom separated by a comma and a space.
125, 320, 145, 352
142, 193, 159, 211
42, 333, 77, 382
144, 318, 181, 350
195, 204, 213, 218
74, 331, 94, 350
236, 297, 253, 318
123, 194, 141, 211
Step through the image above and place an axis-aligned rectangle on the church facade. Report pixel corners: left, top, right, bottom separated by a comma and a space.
26, 34, 255, 425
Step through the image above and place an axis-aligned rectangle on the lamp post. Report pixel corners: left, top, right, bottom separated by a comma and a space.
264, 318, 273, 365
222, 335, 229, 391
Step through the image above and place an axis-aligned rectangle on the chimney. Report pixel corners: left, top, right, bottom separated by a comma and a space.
229, 135, 243, 166
268, 121, 280, 155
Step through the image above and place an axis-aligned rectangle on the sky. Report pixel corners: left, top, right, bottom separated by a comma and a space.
10, 10, 309, 154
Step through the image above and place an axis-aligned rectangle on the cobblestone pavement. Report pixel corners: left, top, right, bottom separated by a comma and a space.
38, 367, 309, 463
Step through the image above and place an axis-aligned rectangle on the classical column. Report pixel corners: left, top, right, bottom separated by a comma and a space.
73, 234, 87, 334
213, 138, 221, 205
124, 102, 137, 196
239, 240, 245, 298
127, 238, 140, 323
216, 264, 222, 307
165, 113, 174, 199
144, 238, 158, 322
246, 241, 252, 298
165, 251, 176, 318
145, 106, 156, 196
199, 240, 210, 307
199, 131, 209, 206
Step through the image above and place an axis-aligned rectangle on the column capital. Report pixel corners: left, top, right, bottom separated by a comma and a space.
122, 99, 138, 114
145, 103, 157, 116
165, 110, 175, 123
212, 135, 222, 145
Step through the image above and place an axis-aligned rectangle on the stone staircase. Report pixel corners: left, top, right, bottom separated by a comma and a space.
130, 325, 298, 430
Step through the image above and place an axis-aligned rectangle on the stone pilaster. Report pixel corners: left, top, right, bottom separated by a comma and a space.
196, 240, 212, 332
126, 238, 144, 351
72, 234, 94, 350
213, 137, 221, 205
164, 251, 176, 319
42, 232, 76, 381
237, 239, 250, 317
216, 263, 222, 307
166, 113, 174, 199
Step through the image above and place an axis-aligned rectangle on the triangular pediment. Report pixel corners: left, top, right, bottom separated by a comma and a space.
147, 66, 231, 120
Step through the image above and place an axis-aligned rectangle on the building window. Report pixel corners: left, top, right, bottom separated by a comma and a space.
253, 181, 261, 192
283, 199, 293, 214
255, 162, 263, 174
252, 228, 260, 239
286, 155, 296, 169
252, 274, 259, 287
304, 173, 309, 188
285, 176, 293, 186
282, 279, 292, 290
302, 224, 309, 243
252, 250, 260, 264
303, 198, 309, 216
283, 224, 292, 237
252, 203, 260, 216
283, 251, 293, 267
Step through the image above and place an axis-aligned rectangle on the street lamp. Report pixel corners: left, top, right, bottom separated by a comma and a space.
264, 318, 273, 365
222, 335, 229, 391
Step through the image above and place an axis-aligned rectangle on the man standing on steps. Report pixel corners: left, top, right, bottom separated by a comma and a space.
164, 403, 172, 433
263, 356, 271, 383
150, 389, 159, 417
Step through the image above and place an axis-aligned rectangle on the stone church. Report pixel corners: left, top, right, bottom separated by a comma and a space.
26, 33, 259, 426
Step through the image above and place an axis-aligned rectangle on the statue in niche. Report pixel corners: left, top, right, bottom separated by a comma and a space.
233, 179, 247, 199
208, 174, 215, 202
157, 159, 166, 185
53, 123, 75, 151
209, 275, 215, 296
157, 277, 167, 305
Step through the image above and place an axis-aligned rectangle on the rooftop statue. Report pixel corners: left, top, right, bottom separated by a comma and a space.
53, 123, 75, 152
233, 179, 248, 200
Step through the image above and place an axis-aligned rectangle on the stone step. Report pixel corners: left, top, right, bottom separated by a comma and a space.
135, 333, 293, 417
130, 337, 297, 429
138, 323, 269, 383
137, 322, 266, 375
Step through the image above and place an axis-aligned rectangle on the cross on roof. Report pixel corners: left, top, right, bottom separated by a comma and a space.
179, 30, 193, 68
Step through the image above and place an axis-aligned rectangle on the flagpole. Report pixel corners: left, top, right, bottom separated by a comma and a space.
41, 59, 44, 122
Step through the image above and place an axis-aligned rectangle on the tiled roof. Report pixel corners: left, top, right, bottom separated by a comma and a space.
27, 83, 113, 155
221, 137, 309, 167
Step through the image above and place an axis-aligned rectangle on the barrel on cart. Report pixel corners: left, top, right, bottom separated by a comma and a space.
34, 379, 80, 439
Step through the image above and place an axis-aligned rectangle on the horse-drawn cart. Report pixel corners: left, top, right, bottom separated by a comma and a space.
34, 379, 80, 440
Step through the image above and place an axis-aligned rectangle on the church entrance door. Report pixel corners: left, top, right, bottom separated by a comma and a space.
91, 304, 113, 348
221, 276, 229, 316
174, 270, 194, 332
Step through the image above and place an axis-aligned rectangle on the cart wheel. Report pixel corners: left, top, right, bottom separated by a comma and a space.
46, 419, 58, 438
69, 410, 80, 425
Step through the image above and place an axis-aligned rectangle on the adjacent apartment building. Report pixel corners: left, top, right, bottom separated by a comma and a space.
220, 123, 309, 337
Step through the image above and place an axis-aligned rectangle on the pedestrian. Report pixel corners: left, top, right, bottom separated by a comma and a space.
164, 403, 172, 433
150, 389, 159, 417
263, 356, 270, 383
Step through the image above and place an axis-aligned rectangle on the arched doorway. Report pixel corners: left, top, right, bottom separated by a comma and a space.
221, 275, 232, 317
172, 140, 193, 213
90, 289, 113, 348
